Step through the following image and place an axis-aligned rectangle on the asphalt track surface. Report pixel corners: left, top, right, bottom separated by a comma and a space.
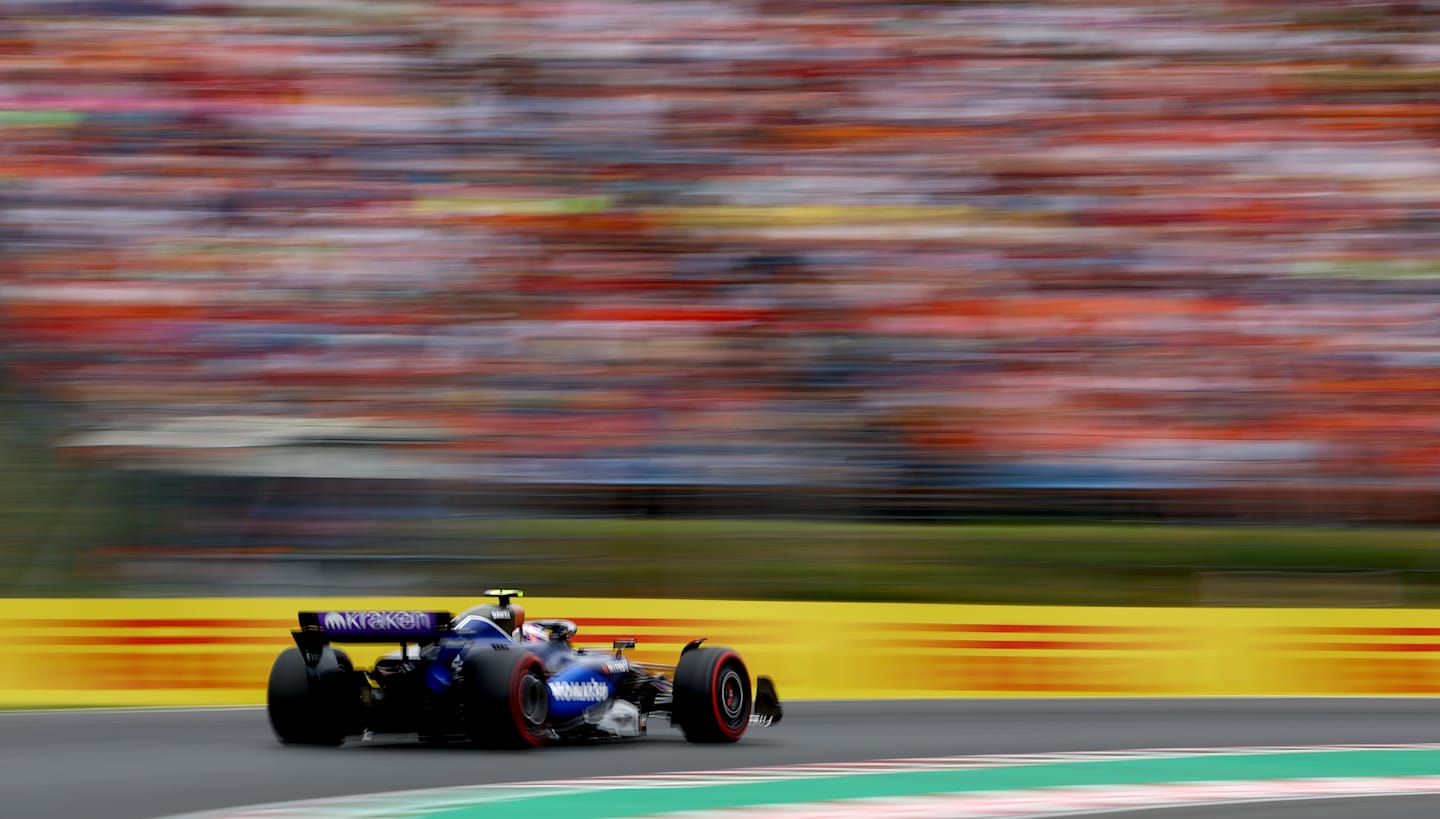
4, 699, 1440, 819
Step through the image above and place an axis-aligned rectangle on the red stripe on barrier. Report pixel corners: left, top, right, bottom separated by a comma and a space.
907, 639, 1185, 651
573, 633, 777, 646
16, 635, 286, 646
1274, 627, 1440, 637
3, 618, 294, 629
573, 618, 735, 628
917, 624, 1177, 635
1292, 642, 1440, 653
98, 618, 295, 629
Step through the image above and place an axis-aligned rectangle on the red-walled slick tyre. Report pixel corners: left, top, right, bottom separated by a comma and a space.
462, 648, 550, 748
673, 646, 751, 743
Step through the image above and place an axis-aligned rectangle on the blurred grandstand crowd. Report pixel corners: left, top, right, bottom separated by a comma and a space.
5, 0, 1440, 506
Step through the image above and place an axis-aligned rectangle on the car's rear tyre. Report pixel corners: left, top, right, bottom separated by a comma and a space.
673, 646, 751, 743
266, 647, 354, 746
462, 649, 549, 748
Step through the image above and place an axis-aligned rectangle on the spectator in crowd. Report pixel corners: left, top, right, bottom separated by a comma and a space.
4, 0, 1440, 498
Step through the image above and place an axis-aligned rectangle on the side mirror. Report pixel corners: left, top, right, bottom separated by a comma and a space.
612, 637, 636, 655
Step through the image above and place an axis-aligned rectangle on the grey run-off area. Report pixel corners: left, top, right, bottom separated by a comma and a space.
4, 699, 1440, 819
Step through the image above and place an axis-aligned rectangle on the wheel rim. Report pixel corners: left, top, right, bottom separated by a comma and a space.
718, 667, 745, 725
519, 671, 548, 727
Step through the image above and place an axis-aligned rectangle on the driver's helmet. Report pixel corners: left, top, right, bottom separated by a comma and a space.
517, 622, 548, 643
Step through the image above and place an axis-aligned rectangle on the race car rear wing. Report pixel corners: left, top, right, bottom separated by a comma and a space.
293, 610, 452, 645
291, 610, 453, 671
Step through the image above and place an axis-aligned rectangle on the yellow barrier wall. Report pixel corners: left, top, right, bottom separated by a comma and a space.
2, 598, 1440, 706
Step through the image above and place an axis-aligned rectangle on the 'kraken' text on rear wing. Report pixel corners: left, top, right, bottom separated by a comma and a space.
296, 610, 452, 642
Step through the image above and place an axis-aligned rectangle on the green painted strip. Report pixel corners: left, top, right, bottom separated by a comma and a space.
422, 750, 1440, 819
0, 111, 83, 127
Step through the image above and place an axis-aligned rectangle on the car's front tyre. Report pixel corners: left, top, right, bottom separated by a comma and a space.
673, 646, 751, 743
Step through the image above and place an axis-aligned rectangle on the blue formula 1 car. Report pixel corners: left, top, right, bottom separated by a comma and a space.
266, 590, 782, 748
